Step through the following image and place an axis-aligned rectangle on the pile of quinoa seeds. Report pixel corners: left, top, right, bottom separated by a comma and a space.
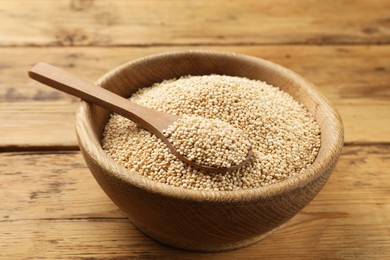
102, 75, 321, 191
163, 115, 251, 168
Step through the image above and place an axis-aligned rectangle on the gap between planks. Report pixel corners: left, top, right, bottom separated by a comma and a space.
1, 42, 390, 48
1, 142, 390, 153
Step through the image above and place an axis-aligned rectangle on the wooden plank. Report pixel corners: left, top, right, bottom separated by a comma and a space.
0, 102, 78, 150
0, 45, 389, 147
2, 101, 389, 148
0, 0, 389, 46
0, 146, 389, 259
0, 151, 122, 220
2, 45, 389, 103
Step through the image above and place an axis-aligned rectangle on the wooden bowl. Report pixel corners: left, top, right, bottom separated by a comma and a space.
76, 50, 344, 252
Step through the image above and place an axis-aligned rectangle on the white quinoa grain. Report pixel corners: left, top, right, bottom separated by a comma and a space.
102, 75, 321, 191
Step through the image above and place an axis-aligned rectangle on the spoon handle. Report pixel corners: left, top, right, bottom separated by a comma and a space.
28, 63, 177, 132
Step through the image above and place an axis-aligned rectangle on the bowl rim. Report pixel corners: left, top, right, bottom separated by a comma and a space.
76, 50, 344, 203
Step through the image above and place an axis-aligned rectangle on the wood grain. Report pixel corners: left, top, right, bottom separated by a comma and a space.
0, 45, 389, 148
0, 0, 389, 46
1, 146, 389, 259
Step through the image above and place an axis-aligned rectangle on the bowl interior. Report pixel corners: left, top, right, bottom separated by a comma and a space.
77, 50, 344, 201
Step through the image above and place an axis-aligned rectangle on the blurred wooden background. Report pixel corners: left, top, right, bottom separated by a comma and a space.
0, 0, 389, 259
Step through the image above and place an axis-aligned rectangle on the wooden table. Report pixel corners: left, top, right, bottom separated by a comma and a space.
1, 1, 389, 259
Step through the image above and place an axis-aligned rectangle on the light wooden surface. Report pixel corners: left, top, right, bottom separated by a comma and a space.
0, 0, 389, 259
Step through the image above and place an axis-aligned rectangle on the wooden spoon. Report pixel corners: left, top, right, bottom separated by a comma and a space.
28, 63, 252, 173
